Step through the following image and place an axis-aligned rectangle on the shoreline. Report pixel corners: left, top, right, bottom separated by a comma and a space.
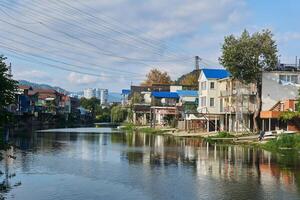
121, 123, 300, 154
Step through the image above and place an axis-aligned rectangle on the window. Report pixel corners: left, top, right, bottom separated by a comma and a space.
200, 97, 206, 107
210, 98, 214, 107
201, 82, 207, 90
279, 75, 298, 84
210, 82, 215, 90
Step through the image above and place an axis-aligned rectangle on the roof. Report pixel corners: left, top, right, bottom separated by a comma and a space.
202, 68, 230, 79
121, 89, 131, 95
18, 85, 32, 90
151, 91, 179, 99
176, 90, 198, 97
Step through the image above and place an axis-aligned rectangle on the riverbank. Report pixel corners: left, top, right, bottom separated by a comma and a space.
120, 123, 300, 153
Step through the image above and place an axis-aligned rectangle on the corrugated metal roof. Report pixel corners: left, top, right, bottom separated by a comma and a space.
176, 90, 198, 97
202, 68, 230, 79
151, 92, 179, 99
122, 89, 131, 95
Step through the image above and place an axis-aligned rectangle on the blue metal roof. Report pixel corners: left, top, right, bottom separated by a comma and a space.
121, 89, 131, 95
202, 68, 230, 79
151, 92, 179, 99
176, 90, 198, 97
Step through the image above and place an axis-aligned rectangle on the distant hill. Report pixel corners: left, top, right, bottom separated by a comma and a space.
18, 80, 69, 94
176, 69, 200, 89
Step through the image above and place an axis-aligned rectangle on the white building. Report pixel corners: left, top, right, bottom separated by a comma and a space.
83, 88, 95, 99
99, 89, 108, 105
262, 70, 300, 111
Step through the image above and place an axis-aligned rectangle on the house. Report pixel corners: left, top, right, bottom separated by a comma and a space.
262, 70, 300, 111
260, 99, 300, 131
29, 89, 63, 114
197, 68, 230, 131
150, 91, 180, 127
218, 77, 257, 132
121, 89, 131, 106
196, 68, 257, 132
14, 85, 37, 115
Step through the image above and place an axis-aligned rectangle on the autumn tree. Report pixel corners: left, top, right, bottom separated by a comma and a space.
219, 29, 278, 132
0, 55, 18, 126
141, 68, 172, 86
178, 70, 200, 89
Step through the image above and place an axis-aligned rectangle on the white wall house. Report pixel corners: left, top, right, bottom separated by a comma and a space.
262, 71, 300, 111
198, 69, 229, 114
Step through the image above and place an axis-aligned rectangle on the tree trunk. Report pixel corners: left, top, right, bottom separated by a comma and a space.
253, 80, 262, 133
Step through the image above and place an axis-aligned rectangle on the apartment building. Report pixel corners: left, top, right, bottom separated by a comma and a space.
197, 68, 256, 132
218, 78, 256, 132
262, 70, 300, 111
197, 69, 230, 131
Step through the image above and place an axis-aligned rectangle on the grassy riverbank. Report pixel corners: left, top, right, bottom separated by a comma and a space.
261, 134, 300, 152
203, 132, 236, 143
121, 123, 169, 135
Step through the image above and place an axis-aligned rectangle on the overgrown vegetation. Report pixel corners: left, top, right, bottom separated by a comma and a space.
111, 105, 128, 123
220, 29, 278, 131
262, 134, 300, 151
205, 132, 235, 143
121, 123, 168, 135
0, 55, 18, 126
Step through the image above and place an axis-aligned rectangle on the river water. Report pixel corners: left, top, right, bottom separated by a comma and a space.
1, 127, 300, 200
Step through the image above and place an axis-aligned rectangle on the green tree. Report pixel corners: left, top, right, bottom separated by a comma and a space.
178, 70, 200, 88
141, 68, 172, 86
130, 92, 142, 105
111, 105, 127, 123
219, 30, 278, 132
79, 97, 99, 117
0, 55, 18, 125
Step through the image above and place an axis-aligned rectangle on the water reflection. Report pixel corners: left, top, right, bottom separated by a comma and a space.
1, 129, 300, 200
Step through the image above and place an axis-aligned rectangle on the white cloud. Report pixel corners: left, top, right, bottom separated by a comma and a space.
0, 0, 250, 91
67, 72, 101, 85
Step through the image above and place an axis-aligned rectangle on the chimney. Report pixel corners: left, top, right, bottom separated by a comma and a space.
195, 56, 200, 70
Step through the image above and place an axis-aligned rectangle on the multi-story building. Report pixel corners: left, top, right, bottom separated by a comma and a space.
218, 78, 256, 132
262, 70, 300, 111
197, 68, 257, 132
99, 89, 108, 106
83, 88, 95, 99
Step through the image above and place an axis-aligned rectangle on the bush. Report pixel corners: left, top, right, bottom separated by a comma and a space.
216, 132, 234, 138
263, 134, 300, 151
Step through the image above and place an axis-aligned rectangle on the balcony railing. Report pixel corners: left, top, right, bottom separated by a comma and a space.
220, 89, 256, 97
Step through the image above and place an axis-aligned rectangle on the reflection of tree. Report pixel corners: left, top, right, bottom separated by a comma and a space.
0, 148, 22, 200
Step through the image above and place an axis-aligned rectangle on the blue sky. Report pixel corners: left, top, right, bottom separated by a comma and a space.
0, 0, 300, 92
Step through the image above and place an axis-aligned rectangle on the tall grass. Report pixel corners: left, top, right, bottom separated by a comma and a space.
263, 134, 300, 151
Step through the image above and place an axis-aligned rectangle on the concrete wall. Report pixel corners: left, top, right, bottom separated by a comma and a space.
262, 72, 300, 111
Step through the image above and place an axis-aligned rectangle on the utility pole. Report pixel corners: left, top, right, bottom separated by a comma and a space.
195, 56, 200, 70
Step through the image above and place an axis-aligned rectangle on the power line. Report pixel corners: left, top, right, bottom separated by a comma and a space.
0, 1, 192, 63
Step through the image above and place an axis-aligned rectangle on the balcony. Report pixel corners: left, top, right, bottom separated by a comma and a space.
220, 88, 256, 97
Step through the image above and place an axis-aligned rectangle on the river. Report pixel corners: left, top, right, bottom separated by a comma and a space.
0, 127, 300, 200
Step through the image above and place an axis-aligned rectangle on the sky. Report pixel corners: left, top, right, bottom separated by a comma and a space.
0, 0, 300, 92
